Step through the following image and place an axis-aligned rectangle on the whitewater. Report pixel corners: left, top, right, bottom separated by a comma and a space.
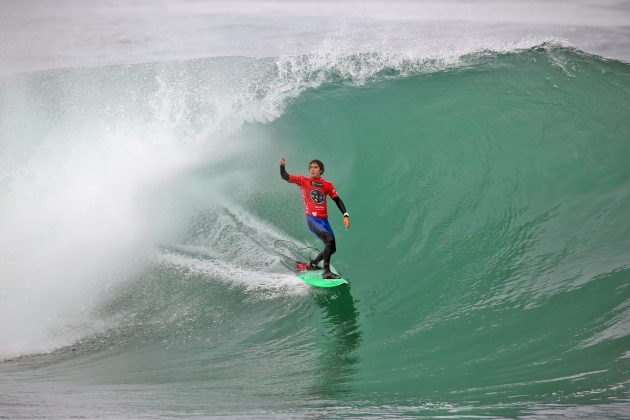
1, 1, 629, 418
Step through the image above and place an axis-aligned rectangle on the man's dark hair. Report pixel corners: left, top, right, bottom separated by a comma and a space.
309, 159, 325, 174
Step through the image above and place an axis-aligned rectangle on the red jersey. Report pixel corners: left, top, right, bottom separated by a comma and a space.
288, 175, 338, 219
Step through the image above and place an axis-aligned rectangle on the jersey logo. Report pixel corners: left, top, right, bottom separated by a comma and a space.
310, 181, 324, 187
310, 189, 325, 204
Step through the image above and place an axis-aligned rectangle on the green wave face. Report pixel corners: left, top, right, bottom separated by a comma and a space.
2, 47, 630, 417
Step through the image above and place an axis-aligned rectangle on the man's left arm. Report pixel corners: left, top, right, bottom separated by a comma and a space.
331, 194, 350, 230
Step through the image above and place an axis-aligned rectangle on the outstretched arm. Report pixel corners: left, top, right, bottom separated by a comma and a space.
280, 156, 289, 181
333, 196, 351, 230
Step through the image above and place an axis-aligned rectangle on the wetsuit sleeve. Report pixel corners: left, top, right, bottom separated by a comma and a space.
280, 164, 289, 181
333, 196, 347, 215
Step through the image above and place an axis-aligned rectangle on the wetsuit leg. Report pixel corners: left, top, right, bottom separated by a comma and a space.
311, 249, 325, 266
307, 220, 336, 272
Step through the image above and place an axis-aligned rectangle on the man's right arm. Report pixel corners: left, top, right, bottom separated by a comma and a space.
280, 156, 289, 181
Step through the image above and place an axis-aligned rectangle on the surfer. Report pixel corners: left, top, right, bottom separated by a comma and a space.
280, 156, 350, 279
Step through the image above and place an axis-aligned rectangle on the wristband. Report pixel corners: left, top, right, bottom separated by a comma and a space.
343, 213, 349, 218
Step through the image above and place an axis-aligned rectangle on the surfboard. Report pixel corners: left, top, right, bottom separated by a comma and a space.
298, 270, 348, 288
273, 240, 348, 288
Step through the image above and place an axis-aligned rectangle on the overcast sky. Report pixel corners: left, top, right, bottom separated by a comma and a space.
2, 0, 629, 75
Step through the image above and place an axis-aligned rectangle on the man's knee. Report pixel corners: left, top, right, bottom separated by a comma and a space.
322, 233, 335, 248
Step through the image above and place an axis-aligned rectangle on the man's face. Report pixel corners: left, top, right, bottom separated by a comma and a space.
309, 163, 322, 178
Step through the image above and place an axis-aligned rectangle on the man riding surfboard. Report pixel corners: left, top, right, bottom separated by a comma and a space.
280, 156, 350, 279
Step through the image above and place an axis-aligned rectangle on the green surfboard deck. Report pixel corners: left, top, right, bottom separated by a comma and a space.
297, 270, 348, 288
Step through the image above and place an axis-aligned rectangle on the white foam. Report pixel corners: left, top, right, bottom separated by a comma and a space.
156, 251, 309, 299
154, 205, 313, 299
0, 129, 198, 358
